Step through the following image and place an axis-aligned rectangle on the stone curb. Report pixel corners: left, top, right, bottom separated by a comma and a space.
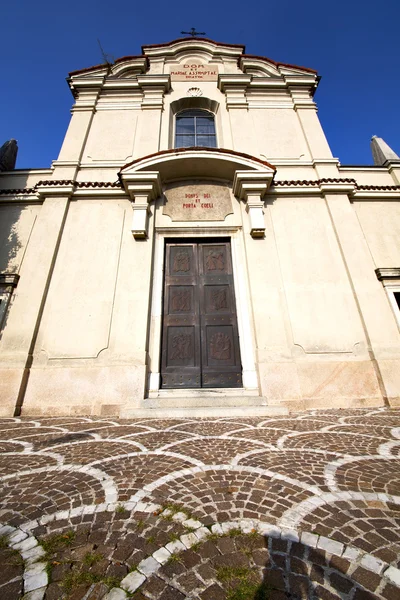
0, 522, 48, 599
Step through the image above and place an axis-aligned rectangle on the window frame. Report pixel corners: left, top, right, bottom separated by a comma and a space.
169, 97, 220, 150
376, 268, 400, 330
175, 108, 217, 149
0, 274, 19, 331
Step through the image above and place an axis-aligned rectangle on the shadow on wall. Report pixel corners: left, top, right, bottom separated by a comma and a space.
0, 201, 25, 339
0, 206, 23, 272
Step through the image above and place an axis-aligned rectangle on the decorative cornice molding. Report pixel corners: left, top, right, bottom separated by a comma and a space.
0, 180, 124, 200
240, 54, 317, 75
0, 187, 36, 195
272, 178, 356, 187
119, 171, 162, 202
271, 178, 400, 197
1, 177, 399, 200
0, 273, 20, 287
120, 147, 276, 173
233, 170, 274, 200
356, 184, 400, 191
376, 268, 400, 282
218, 74, 253, 91
271, 178, 357, 194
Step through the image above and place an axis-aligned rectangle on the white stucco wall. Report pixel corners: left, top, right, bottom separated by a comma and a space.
0, 37, 399, 416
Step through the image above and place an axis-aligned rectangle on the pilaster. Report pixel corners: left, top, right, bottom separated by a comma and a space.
387, 161, 400, 186
54, 78, 104, 180
287, 77, 335, 173
134, 76, 171, 156
218, 75, 252, 109
323, 189, 400, 406
0, 184, 73, 415
137, 75, 171, 110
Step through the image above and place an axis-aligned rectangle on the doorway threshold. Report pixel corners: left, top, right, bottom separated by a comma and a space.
121, 388, 289, 417
148, 387, 259, 399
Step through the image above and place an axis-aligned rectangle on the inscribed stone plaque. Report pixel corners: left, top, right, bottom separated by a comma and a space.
170, 62, 219, 81
163, 182, 233, 222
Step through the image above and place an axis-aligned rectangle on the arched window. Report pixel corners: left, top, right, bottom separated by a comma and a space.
175, 109, 217, 148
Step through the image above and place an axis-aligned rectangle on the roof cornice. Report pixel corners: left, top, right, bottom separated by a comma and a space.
240, 54, 317, 76
67, 39, 317, 92
142, 37, 245, 56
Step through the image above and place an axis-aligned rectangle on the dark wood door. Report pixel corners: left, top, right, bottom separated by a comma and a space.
161, 240, 242, 388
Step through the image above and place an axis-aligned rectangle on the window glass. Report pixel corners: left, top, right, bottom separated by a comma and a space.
176, 134, 195, 147
177, 118, 195, 134
175, 109, 216, 148
394, 291, 400, 310
196, 117, 215, 134
196, 135, 217, 148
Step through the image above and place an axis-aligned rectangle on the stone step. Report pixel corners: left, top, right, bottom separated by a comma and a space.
142, 395, 269, 409
120, 402, 288, 418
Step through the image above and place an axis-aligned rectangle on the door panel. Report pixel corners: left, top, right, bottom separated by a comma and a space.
161, 240, 242, 389
199, 242, 242, 388
161, 243, 201, 388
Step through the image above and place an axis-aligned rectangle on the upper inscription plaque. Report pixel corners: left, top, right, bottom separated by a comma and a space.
163, 182, 233, 222
170, 62, 219, 81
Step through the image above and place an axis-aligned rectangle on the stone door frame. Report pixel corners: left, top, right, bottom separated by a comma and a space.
147, 226, 259, 396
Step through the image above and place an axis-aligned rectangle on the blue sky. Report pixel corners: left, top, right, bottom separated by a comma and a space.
2, 0, 399, 169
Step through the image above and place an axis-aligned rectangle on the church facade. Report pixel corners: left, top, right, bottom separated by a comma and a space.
1, 37, 400, 417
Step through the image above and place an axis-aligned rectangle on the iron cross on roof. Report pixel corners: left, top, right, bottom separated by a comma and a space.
181, 27, 206, 37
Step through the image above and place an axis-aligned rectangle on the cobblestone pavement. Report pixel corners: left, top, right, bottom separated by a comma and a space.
1, 408, 400, 600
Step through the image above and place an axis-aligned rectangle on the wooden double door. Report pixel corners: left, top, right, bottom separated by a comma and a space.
161, 240, 242, 388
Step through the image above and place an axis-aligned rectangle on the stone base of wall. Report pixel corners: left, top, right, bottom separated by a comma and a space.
258, 359, 386, 409
19, 365, 146, 417
0, 358, 396, 417
0, 367, 26, 417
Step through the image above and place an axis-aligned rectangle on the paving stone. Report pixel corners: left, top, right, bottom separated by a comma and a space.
0, 410, 399, 600
384, 565, 400, 586
141, 575, 166, 597
360, 553, 387, 574
120, 570, 146, 593
382, 582, 400, 600
137, 556, 160, 576
0, 580, 24, 600
180, 532, 198, 548
103, 589, 128, 600
314, 586, 342, 599
86, 583, 110, 599
159, 586, 186, 600
200, 583, 226, 600
21, 588, 46, 600
352, 589, 379, 600
165, 539, 186, 554
317, 536, 344, 556
24, 570, 47, 592
329, 571, 354, 594
352, 567, 382, 591
152, 546, 171, 564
